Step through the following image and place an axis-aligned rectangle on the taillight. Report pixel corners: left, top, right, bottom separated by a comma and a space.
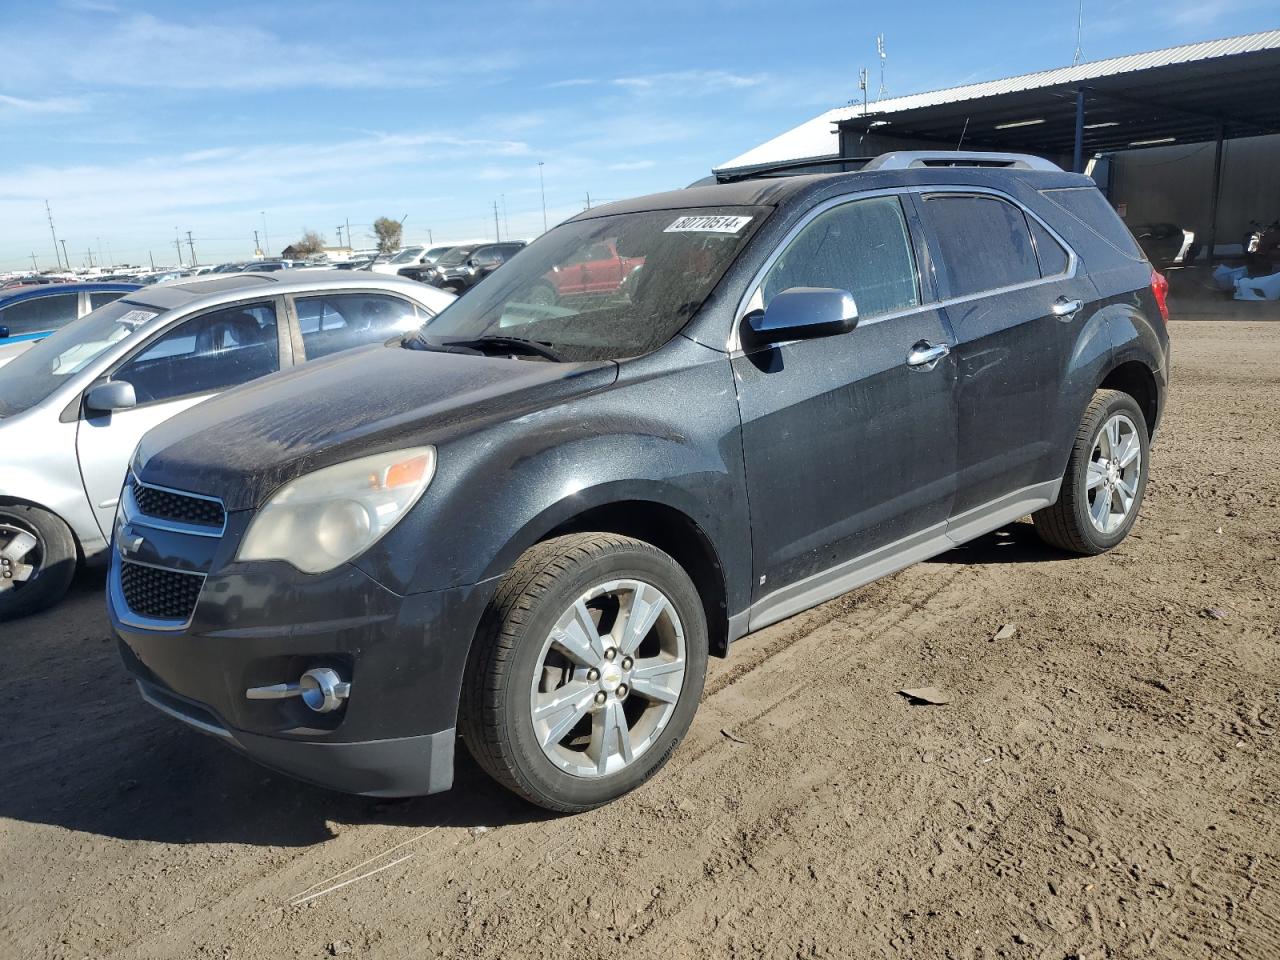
1150, 269, 1170, 325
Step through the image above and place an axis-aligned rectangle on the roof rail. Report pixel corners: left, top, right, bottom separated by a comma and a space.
863, 151, 1062, 172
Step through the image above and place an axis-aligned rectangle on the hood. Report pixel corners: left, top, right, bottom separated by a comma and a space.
136, 343, 617, 510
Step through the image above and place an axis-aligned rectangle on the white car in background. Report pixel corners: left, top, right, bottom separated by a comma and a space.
0, 271, 454, 619
370, 245, 457, 276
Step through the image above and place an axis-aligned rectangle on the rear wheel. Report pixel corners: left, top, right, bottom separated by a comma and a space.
0, 505, 77, 621
1033, 389, 1149, 555
460, 533, 708, 812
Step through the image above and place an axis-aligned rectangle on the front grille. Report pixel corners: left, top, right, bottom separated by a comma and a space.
130, 477, 224, 529
119, 560, 204, 622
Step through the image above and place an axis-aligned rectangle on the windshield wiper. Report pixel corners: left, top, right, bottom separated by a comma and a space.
441, 335, 565, 362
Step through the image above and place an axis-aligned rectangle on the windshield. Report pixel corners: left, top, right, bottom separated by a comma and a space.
0, 298, 161, 417
389, 246, 425, 264
421, 206, 767, 361
435, 246, 477, 268
424, 246, 454, 262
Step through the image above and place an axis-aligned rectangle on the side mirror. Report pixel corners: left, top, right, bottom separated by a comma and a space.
745, 287, 858, 346
84, 380, 137, 414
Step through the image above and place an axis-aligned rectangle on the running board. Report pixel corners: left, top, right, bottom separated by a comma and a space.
744, 480, 1060, 634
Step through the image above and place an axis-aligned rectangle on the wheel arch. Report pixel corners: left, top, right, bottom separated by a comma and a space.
1097, 359, 1160, 439
0, 495, 87, 563
484, 485, 731, 658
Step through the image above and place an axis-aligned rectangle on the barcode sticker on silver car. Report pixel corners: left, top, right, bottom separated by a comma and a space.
664, 215, 753, 234
118, 309, 159, 327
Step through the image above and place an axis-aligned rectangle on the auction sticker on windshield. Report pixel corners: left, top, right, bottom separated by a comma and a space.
664, 215, 753, 234
118, 309, 159, 327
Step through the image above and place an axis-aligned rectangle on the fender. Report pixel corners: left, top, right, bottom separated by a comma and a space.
353, 340, 753, 614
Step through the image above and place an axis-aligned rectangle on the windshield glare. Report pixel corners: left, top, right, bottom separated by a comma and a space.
389, 246, 425, 264
0, 299, 160, 417
423, 206, 766, 361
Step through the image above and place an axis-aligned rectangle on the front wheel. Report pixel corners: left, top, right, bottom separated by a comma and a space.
460, 533, 708, 812
1033, 389, 1150, 555
0, 505, 77, 621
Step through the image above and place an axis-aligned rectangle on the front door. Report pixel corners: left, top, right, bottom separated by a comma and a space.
732, 194, 958, 629
77, 300, 283, 535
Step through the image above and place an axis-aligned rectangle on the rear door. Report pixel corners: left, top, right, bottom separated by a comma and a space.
0, 290, 80, 344
290, 291, 425, 361
76, 299, 287, 533
913, 189, 1093, 523
733, 192, 958, 626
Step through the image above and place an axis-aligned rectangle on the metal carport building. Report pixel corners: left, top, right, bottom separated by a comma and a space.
715, 31, 1280, 257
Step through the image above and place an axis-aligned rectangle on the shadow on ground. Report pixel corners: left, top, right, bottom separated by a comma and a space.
930, 520, 1073, 566
0, 524, 1068, 849
0, 569, 551, 848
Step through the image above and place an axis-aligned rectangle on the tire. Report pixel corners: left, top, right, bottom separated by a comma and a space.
0, 504, 77, 621
1033, 389, 1150, 555
460, 533, 708, 813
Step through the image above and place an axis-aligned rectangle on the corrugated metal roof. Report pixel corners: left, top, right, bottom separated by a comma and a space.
716, 30, 1280, 173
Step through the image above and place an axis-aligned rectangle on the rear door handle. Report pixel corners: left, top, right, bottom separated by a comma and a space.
906, 341, 950, 369
1051, 296, 1083, 319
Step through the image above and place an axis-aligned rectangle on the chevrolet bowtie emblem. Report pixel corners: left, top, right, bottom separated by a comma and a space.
121, 534, 145, 556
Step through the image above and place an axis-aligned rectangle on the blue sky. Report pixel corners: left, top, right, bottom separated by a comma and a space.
2, 0, 1276, 271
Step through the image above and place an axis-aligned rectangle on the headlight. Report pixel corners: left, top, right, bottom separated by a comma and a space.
236, 447, 436, 573
462, 265, 477, 276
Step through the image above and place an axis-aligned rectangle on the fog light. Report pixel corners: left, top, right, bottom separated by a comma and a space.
299, 667, 351, 713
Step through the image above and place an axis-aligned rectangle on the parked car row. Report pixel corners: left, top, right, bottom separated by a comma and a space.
0, 282, 140, 355
2, 152, 1169, 816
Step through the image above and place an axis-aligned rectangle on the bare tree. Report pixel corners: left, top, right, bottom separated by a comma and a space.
373, 217, 403, 254
292, 229, 326, 258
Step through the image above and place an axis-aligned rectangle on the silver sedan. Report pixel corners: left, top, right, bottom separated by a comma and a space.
0, 271, 454, 618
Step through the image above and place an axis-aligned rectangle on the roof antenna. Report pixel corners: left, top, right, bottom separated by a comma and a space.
956, 116, 970, 151
1073, 0, 1084, 65
876, 34, 887, 100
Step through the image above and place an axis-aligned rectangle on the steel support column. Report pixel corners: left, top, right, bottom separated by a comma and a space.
1207, 123, 1225, 261
1073, 89, 1086, 173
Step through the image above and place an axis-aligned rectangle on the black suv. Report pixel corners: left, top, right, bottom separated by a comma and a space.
401, 241, 525, 294
112, 152, 1169, 812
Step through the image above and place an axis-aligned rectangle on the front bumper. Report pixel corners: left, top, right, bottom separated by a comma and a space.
111, 552, 495, 797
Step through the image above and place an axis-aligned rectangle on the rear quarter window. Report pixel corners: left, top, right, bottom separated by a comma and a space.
1040, 187, 1144, 260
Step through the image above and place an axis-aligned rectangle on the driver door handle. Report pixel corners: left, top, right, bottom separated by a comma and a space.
906, 340, 950, 369
1051, 296, 1083, 320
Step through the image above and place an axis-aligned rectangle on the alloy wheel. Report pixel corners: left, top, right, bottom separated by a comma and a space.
1086, 412, 1142, 534
529, 578, 686, 778
0, 519, 42, 594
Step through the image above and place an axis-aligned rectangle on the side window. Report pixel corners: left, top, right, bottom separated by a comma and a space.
0, 292, 80, 336
295, 293, 420, 361
1040, 187, 1144, 259
90, 290, 128, 310
474, 248, 502, 266
1029, 219, 1070, 277
116, 302, 279, 404
761, 195, 920, 320
923, 194, 1040, 297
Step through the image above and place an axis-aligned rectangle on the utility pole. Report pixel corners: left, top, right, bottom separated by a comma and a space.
30, 252, 39, 272
493, 201, 501, 241
335, 224, 344, 247
428, 228, 433, 244
253, 229, 261, 257
59, 239, 70, 271
174, 228, 184, 266
45, 200, 63, 270
85, 247, 94, 268
149, 250, 155, 271
585, 191, 591, 210
538, 161, 547, 234
185, 230, 197, 265
261, 211, 270, 256
346, 217, 352, 251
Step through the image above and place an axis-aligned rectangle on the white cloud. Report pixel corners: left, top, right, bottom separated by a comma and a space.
12, 13, 518, 92
608, 159, 656, 171
0, 93, 86, 115
613, 70, 766, 94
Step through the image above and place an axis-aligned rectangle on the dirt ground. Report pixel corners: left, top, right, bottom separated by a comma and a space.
2, 319, 1277, 960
